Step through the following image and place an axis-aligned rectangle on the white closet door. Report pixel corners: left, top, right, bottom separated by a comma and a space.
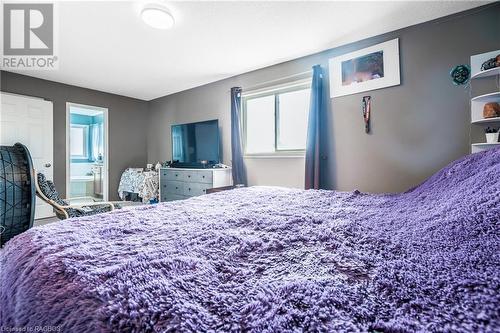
0, 92, 54, 219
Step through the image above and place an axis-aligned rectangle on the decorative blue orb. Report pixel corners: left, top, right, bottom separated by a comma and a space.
450, 65, 470, 85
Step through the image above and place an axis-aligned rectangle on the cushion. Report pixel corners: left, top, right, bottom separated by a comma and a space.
37, 172, 117, 219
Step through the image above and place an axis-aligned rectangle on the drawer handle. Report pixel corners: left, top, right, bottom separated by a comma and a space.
175, 187, 178, 189
188, 175, 191, 178
175, 174, 178, 177
188, 188, 191, 191
202, 176, 205, 178
203, 189, 206, 193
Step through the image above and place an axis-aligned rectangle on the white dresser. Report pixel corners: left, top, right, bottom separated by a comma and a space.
159, 167, 232, 202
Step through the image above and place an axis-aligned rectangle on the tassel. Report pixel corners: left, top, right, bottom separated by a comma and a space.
362, 96, 371, 134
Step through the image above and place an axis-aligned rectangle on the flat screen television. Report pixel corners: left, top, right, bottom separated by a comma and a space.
171, 119, 220, 168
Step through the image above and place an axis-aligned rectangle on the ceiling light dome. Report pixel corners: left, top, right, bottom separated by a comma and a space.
141, 4, 174, 30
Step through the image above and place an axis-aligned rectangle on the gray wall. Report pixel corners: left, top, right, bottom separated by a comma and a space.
0, 71, 149, 200
148, 4, 499, 193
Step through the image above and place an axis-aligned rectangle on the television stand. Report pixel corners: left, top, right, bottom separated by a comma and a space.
159, 167, 232, 202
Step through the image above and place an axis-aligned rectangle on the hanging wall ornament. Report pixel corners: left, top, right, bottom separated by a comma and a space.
450, 65, 470, 85
362, 96, 371, 134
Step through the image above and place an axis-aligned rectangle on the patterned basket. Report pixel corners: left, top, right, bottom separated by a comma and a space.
0, 143, 36, 247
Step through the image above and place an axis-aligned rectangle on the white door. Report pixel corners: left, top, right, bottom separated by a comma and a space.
0, 92, 54, 219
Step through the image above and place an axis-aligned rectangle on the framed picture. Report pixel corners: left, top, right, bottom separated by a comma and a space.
329, 38, 400, 98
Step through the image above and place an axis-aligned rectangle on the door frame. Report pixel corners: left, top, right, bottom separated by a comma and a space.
65, 102, 109, 201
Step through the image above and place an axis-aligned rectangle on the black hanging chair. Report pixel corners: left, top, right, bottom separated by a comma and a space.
0, 143, 36, 247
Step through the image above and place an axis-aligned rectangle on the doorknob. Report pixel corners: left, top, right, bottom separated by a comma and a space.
44, 163, 51, 168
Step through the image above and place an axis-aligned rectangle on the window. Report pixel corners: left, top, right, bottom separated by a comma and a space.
70, 124, 89, 159
243, 82, 311, 155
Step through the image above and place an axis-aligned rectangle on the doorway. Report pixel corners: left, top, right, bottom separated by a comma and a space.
66, 103, 109, 203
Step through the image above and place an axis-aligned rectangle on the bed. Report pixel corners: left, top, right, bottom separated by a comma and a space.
1, 148, 499, 332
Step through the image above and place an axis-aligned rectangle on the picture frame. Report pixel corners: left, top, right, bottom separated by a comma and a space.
329, 38, 400, 98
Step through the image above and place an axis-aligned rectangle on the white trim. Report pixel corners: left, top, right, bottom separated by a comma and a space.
0, 91, 47, 101
66, 102, 109, 201
244, 153, 305, 159
242, 80, 311, 157
242, 70, 313, 94
242, 78, 312, 98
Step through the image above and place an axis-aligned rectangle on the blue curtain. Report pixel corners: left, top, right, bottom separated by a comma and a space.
90, 124, 99, 161
305, 65, 323, 190
90, 123, 103, 162
230, 87, 247, 186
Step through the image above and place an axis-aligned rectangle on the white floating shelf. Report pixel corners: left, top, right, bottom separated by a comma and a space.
471, 142, 500, 153
471, 67, 500, 80
472, 143, 500, 147
471, 117, 500, 124
471, 92, 500, 103
471, 50, 500, 79
470, 51, 500, 155
470, 91, 500, 122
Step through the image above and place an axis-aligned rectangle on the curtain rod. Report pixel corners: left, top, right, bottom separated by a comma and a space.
242, 69, 313, 92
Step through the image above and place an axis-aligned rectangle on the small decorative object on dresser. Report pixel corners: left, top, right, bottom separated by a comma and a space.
159, 167, 232, 202
485, 127, 499, 144
483, 102, 500, 119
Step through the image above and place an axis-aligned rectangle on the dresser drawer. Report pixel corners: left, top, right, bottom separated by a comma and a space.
164, 169, 185, 181
162, 193, 186, 202
192, 170, 213, 183
160, 169, 169, 178
163, 180, 184, 195
183, 182, 210, 197
181, 170, 213, 183
161, 169, 213, 183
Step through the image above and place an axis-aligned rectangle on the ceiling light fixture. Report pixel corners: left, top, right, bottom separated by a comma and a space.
141, 4, 175, 30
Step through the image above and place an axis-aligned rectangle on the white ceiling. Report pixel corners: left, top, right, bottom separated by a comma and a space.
7, 1, 489, 101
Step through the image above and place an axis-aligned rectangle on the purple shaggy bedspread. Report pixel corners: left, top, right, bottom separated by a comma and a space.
1, 149, 499, 333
